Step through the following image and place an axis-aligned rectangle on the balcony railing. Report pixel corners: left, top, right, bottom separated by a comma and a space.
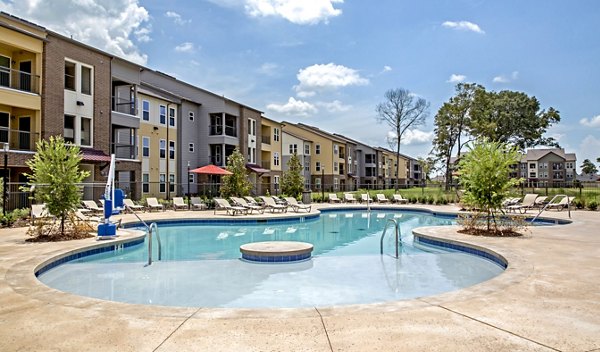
261, 135, 271, 144
0, 128, 39, 151
225, 125, 236, 137
262, 161, 271, 169
112, 96, 136, 116
112, 143, 136, 159
210, 156, 222, 166
0, 67, 40, 94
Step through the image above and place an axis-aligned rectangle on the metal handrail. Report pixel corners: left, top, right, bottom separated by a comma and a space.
125, 204, 162, 265
380, 218, 401, 259
531, 194, 571, 222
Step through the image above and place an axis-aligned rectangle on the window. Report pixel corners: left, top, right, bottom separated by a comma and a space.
64, 115, 75, 143
529, 163, 536, 169
169, 174, 175, 192
80, 117, 91, 146
333, 178, 339, 190
169, 140, 175, 159
289, 144, 298, 154
81, 66, 91, 95
0, 56, 9, 88
248, 118, 256, 136
316, 144, 321, 154
273, 152, 280, 166
159, 105, 166, 125
142, 174, 149, 193
529, 172, 536, 178
159, 139, 166, 159
189, 143, 194, 153
64, 61, 76, 90
334, 162, 338, 172
209, 113, 223, 135
188, 173, 195, 183
169, 107, 176, 127
304, 144, 310, 155
333, 145, 338, 155
304, 160, 310, 172
274, 175, 280, 186
304, 178, 310, 190
273, 128, 280, 142
540, 162, 548, 169
316, 162, 321, 172
142, 101, 150, 121
315, 178, 321, 189
0, 112, 8, 143
142, 137, 150, 157
189, 111, 194, 121
159, 174, 166, 193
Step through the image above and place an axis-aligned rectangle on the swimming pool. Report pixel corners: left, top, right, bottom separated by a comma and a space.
37, 210, 505, 308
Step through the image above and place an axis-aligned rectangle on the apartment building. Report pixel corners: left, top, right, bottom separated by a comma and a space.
0, 13, 45, 188
260, 116, 283, 194
281, 129, 312, 192
519, 148, 577, 186
334, 134, 382, 190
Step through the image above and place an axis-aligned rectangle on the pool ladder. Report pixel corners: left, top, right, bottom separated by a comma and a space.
125, 204, 162, 266
531, 194, 571, 223
380, 219, 401, 259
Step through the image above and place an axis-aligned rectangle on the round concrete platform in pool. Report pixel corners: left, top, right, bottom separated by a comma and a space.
240, 241, 313, 262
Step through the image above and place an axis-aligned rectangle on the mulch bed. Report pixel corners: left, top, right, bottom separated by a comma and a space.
26, 232, 94, 242
458, 228, 523, 237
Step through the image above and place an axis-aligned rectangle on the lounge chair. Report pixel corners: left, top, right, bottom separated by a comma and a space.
213, 198, 247, 216
501, 197, 520, 209
533, 196, 548, 209
328, 193, 341, 203
82, 200, 103, 214
507, 194, 538, 213
244, 196, 262, 206
123, 198, 145, 212
284, 197, 311, 212
344, 193, 358, 203
172, 197, 188, 210
392, 194, 408, 204
260, 196, 288, 213
546, 196, 574, 211
376, 194, 389, 203
231, 197, 265, 214
146, 197, 164, 212
361, 194, 373, 203
31, 204, 53, 225
190, 197, 207, 210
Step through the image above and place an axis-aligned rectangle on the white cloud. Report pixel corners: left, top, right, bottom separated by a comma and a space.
493, 71, 519, 83
447, 74, 466, 83
294, 63, 368, 96
267, 97, 318, 116
244, 0, 343, 25
382, 65, 392, 73
165, 11, 191, 25
317, 100, 351, 113
388, 130, 434, 145
0, 0, 151, 65
442, 20, 485, 34
578, 135, 600, 171
257, 62, 280, 76
580, 115, 600, 128
175, 42, 195, 53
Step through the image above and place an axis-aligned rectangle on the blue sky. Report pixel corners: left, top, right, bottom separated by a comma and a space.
2, 0, 599, 172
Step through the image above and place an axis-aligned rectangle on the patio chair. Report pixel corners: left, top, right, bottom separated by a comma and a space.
507, 194, 538, 214
392, 194, 408, 204
328, 193, 341, 203
231, 197, 265, 214
260, 196, 288, 213
376, 194, 389, 203
284, 197, 311, 212
82, 200, 103, 214
213, 198, 247, 216
244, 196, 262, 206
533, 196, 548, 209
190, 197, 207, 210
546, 196, 575, 211
344, 193, 358, 203
123, 198, 145, 212
360, 194, 373, 203
501, 197, 520, 209
146, 197, 164, 212
172, 197, 188, 211
31, 204, 53, 225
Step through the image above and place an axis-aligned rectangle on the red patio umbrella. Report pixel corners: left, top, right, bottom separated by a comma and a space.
189, 164, 232, 175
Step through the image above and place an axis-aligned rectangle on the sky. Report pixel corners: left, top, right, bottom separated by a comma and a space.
1, 0, 599, 173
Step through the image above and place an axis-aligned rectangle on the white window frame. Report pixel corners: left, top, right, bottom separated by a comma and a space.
316, 144, 321, 154
142, 173, 149, 194
159, 139, 166, 159
333, 144, 338, 155
316, 162, 321, 172
304, 144, 310, 155
142, 137, 150, 157
169, 107, 176, 127
159, 173, 166, 193
273, 128, 280, 142
169, 140, 175, 159
159, 105, 166, 125
80, 116, 92, 147
189, 111, 194, 121
142, 100, 150, 121
273, 152, 280, 166
169, 173, 175, 193
80, 64, 92, 96
189, 143, 194, 153
289, 144, 297, 155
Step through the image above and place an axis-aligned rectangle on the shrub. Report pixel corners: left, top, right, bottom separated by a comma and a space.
588, 200, 598, 211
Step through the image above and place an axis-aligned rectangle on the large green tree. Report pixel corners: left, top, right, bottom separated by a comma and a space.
220, 147, 252, 198
376, 88, 430, 190
281, 153, 304, 198
25, 136, 90, 235
581, 159, 598, 175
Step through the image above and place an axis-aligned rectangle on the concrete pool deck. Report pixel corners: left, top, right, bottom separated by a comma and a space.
0, 204, 599, 351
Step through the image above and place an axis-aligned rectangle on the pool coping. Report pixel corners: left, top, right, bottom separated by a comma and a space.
1, 204, 599, 351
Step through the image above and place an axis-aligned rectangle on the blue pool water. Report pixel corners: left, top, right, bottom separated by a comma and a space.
37, 210, 505, 308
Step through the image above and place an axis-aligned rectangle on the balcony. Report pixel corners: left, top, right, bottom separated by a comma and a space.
0, 128, 39, 151
261, 135, 271, 144
0, 67, 40, 94
209, 156, 222, 166
112, 96, 135, 116
261, 161, 271, 169
111, 143, 135, 160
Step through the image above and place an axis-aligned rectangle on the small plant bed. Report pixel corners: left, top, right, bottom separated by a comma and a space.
458, 228, 523, 237
26, 217, 95, 242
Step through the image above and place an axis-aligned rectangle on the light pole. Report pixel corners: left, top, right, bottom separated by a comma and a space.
321, 167, 325, 200
187, 161, 190, 210
3, 143, 8, 217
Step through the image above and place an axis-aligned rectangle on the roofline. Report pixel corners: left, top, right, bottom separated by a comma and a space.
0, 12, 47, 42
289, 122, 347, 143
282, 129, 313, 142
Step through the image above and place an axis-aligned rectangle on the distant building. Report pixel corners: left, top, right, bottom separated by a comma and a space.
518, 148, 577, 186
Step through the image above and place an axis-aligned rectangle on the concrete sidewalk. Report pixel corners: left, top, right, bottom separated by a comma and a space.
0, 205, 598, 351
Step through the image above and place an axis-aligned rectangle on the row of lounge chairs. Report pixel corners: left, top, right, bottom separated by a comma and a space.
328, 193, 408, 204
80, 197, 208, 213
214, 196, 311, 216
504, 194, 575, 213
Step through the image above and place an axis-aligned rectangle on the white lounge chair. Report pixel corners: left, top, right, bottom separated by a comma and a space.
146, 197, 164, 212
546, 196, 574, 211
376, 194, 389, 203
344, 193, 358, 203
190, 197, 207, 210
82, 200, 103, 214
284, 197, 311, 212
507, 194, 538, 213
328, 194, 341, 203
123, 198, 145, 212
172, 197, 188, 210
31, 204, 53, 225
361, 194, 373, 203
260, 196, 288, 213
231, 197, 265, 214
392, 194, 408, 204
213, 198, 247, 216
244, 196, 261, 206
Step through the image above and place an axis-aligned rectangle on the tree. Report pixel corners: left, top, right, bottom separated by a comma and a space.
581, 159, 598, 175
220, 147, 252, 198
458, 139, 522, 232
281, 153, 304, 198
376, 88, 430, 190
432, 83, 482, 190
468, 89, 561, 150
417, 156, 436, 182
25, 136, 90, 236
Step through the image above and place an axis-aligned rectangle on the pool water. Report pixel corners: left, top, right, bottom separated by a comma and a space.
37, 210, 505, 308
